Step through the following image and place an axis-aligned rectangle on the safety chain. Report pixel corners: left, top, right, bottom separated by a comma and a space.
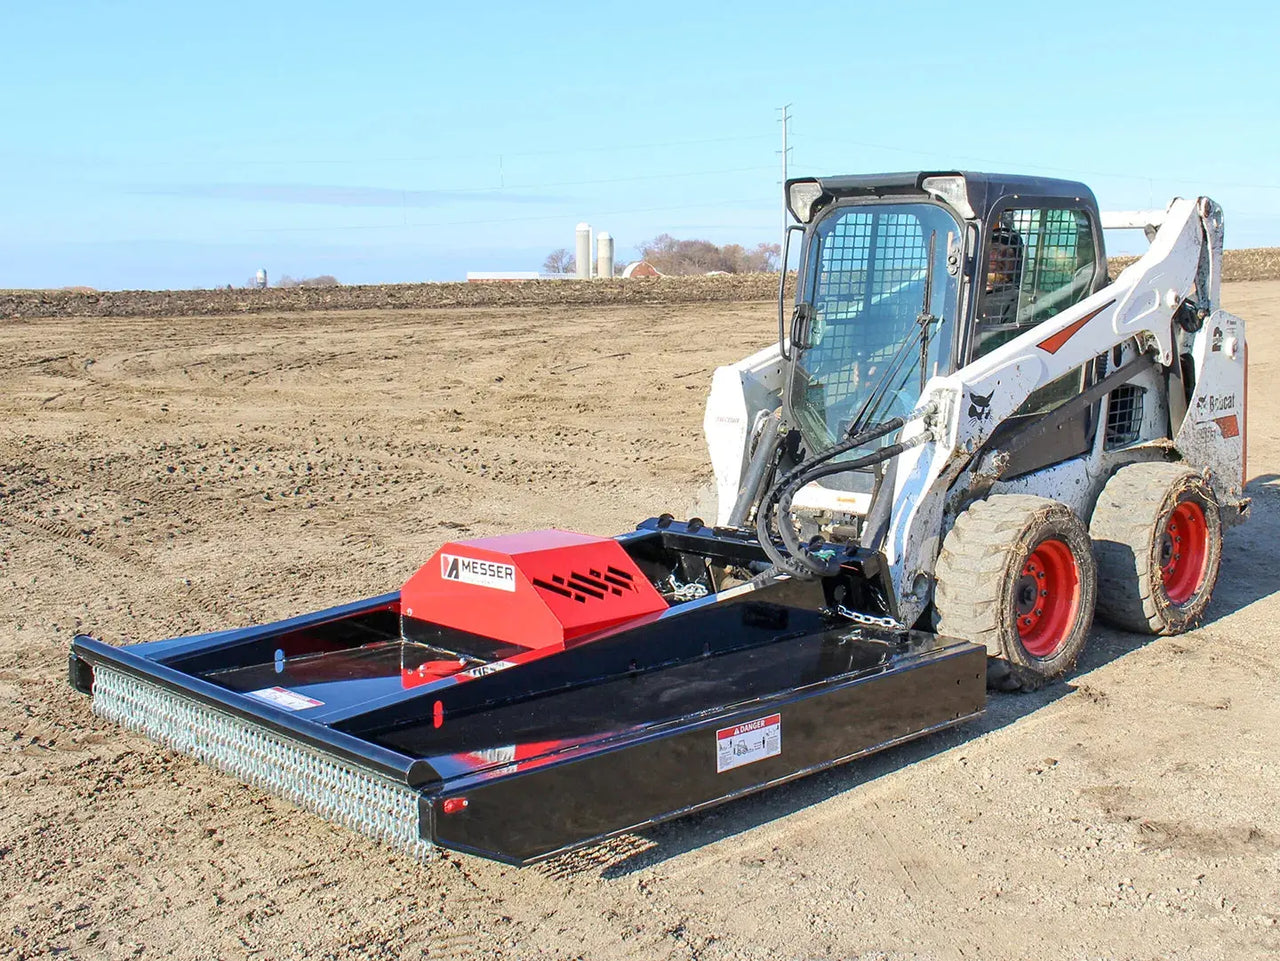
666, 577, 710, 602
835, 604, 906, 632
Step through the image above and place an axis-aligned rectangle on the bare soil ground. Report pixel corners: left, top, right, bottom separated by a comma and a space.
2, 286, 1278, 960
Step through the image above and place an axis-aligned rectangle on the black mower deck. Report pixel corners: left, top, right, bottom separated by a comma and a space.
69, 522, 986, 865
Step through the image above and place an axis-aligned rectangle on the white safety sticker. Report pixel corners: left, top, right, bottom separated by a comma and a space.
459, 660, 516, 679
441, 553, 517, 592
716, 713, 781, 773
250, 686, 324, 711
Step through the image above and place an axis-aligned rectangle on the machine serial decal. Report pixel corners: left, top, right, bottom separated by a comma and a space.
1037, 300, 1114, 355
249, 686, 325, 711
716, 713, 781, 773
441, 553, 517, 592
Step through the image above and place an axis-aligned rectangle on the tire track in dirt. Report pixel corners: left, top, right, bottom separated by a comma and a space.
3, 290, 1280, 960
0, 513, 239, 626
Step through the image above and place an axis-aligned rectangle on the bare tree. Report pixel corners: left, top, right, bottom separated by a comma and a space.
276, 275, 340, 288
637, 236, 781, 276
542, 248, 576, 274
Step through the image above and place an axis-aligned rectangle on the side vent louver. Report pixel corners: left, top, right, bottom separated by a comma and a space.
533, 566, 640, 604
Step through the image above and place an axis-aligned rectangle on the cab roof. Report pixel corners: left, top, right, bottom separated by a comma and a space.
796, 171, 1099, 223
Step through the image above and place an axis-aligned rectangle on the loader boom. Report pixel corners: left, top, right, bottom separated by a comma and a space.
882, 196, 1245, 625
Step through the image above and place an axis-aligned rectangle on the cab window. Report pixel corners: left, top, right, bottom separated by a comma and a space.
974, 206, 1098, 360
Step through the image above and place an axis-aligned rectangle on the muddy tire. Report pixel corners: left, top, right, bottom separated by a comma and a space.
936, 494, 1097, 692
1090, 462, 1222, 634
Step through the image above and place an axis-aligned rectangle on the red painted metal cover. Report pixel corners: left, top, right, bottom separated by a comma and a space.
400, 529, 668, 650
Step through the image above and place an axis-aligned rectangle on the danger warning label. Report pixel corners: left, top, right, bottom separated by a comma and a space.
716, 713, 781, 773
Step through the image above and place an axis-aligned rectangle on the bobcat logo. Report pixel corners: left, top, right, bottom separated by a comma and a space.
967, 390, 994, 424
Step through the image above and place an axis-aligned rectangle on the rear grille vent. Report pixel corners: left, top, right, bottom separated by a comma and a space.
1105, 385, 1145, 449
533, 566, 640, 605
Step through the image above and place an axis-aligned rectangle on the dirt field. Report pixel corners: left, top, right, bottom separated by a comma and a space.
4, 247, 1278, 322
2, 286, 1278, 960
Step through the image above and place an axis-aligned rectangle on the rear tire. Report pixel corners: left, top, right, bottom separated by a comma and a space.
936, 494, 1097, 692
1090, 462, 1222, 634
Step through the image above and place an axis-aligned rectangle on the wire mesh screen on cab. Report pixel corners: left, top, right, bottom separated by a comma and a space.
976, 206, 1098, 358
792, 203, 956, 447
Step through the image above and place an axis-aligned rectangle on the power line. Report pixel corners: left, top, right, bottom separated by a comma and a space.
427, 163, 776, 194
808, 136, 1280, 193
242, 197, 778, 235
6, 132, 777, 171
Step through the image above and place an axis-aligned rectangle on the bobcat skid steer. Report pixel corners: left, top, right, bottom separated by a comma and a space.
69, 171, 1247, 864
705, 171, 1247, 689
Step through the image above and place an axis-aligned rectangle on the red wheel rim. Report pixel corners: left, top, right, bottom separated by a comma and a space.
1161, 500, 1209, 605
1013, 538, 1081, 658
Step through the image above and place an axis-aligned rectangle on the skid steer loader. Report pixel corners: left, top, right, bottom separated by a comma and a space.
68, 171, 1248, 864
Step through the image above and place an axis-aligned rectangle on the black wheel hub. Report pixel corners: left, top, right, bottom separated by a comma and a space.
1014, 575, 1039, 616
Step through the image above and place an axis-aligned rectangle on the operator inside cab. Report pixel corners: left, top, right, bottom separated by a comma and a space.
981, 219, 1024, 327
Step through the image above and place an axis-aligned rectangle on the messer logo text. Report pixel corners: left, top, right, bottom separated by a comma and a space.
441, 554, 517, 591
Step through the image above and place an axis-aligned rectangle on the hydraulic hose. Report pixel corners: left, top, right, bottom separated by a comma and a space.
755, 406, 935, 580
727, 411, 783, 529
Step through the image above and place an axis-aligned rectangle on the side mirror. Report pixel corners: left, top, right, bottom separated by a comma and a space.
777, 223, 806, 361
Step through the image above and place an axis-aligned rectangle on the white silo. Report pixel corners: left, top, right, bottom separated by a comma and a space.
575, 223, 592, 280
597, 232, 614, 279
255, 268, 268, 289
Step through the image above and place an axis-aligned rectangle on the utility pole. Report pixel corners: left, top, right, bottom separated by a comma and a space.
777, 104, 793, 235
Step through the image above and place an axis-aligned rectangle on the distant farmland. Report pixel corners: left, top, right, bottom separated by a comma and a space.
3, 248, 1278, 320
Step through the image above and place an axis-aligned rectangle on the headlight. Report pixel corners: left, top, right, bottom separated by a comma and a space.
921, 175, 974, 219
786, 180, 825, 224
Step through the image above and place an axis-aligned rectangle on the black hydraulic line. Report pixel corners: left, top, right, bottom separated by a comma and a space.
766, 430, 935, 579
783, 431, 933, 488
754, 409, 933, 580
727, 411, 783, 528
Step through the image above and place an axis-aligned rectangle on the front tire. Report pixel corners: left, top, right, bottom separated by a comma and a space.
936, 495, 1097, 692
1090, 462, 1222, 634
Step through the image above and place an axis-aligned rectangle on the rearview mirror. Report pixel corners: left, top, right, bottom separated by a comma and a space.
777, 223, 806, 361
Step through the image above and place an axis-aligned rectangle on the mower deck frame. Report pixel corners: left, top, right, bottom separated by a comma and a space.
69, 521, 986, 864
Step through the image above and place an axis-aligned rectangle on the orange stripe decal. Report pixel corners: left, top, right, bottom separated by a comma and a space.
1214, 414, 1240, 439
1037, 299, 1115, 355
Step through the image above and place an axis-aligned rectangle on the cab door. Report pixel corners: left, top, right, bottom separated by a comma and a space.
969, 204, 1104, 477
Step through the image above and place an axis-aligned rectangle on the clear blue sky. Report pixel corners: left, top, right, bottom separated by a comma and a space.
2, 1, 1276, 290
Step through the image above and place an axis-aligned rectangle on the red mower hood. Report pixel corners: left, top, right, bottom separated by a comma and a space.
400, 529, 668, 650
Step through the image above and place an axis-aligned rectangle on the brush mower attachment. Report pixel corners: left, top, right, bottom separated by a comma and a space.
69, 522, 985, 865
